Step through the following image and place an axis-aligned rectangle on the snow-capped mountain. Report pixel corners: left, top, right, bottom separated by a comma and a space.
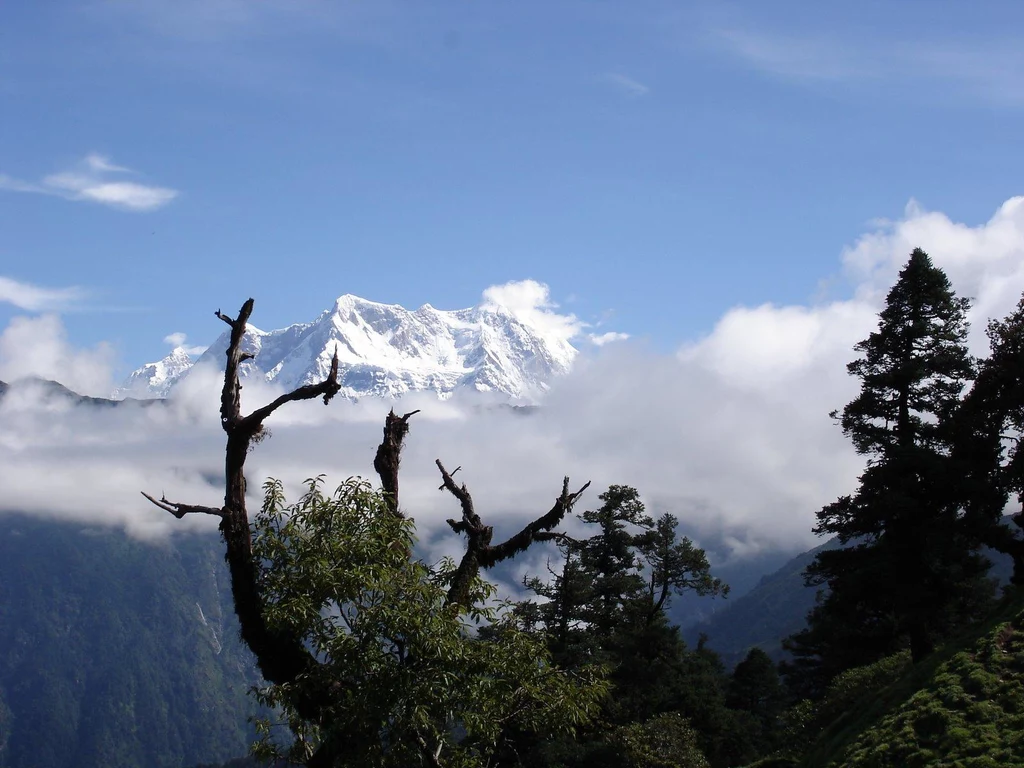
115, 294, 578, 401
114, 347, 195, 399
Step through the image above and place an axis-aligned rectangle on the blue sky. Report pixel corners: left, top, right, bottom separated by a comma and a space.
2, 0, 1024, 376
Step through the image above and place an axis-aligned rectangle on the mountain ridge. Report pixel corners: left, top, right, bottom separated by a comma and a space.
115, 293, 579, 401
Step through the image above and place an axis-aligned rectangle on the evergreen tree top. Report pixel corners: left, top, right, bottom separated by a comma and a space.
837, 248, 973, 456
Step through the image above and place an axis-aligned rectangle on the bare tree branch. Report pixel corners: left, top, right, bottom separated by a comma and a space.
214, 309, 236, 327
436, 460, 590, 606
436, 459, 485, 532
481, 478, 591, 567
241, 348, 342, 430
140, 492, 223, 519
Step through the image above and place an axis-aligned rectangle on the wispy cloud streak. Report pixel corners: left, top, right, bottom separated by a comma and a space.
0, 154, 178, 212
602, 72, 651, 97
0, 276, 87, 312
714, 27, 1024, 106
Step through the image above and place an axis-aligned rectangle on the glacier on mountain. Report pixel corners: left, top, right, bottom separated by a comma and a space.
114, 346, 195, 399
114, 293, 579, 401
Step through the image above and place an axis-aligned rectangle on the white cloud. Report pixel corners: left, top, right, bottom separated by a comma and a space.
163, 332, 188, 348
163, 332, 207, 356
0, 276, 86, 312
602, 73, 650, 97
0, 155, 178, 212
4, 197, 1024, 566
0, 315, 114, 397
589, 331, 631, 346
839, 197, 1024, 350
481, 280, 583, 344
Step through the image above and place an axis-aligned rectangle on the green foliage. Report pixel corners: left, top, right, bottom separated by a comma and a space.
249, 476, 608, 767
608, 713, 711, 768
776, 651, 913, 760
954, 294, 1024, 586
818, 651, 913, 729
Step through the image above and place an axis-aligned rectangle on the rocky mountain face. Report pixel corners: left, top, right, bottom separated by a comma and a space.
115, 294, 577, 401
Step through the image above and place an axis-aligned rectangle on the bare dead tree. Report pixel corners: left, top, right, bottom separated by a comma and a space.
143, 298, 589, 766
142, 299, 343, 736
373, 407, 420, 516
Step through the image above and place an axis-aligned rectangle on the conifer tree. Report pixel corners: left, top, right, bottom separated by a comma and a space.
954, 294, 1024, 583
790, 249, 989, 679
517, 486, 733, 767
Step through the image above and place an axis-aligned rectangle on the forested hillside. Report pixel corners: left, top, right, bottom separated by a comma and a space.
0, 516, 260, 768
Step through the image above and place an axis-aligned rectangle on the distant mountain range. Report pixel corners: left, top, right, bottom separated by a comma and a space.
114, 294, 578, 401
0, 377, 148, 408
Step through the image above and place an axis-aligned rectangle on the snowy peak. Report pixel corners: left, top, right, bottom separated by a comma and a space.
113, 347, 195, 399
116, 291, 579, 401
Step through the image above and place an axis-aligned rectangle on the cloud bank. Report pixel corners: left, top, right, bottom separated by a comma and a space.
3, 198, 1024, 571
0, 315, 115, 397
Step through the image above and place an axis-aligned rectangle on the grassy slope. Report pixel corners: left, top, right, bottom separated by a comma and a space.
800, 589, 1024, 768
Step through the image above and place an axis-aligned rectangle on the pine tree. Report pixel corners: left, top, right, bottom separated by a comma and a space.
577, 485, 650, 634
791, 249, 990, 678
516, 486, 733, 767
954, 294, 1024, 583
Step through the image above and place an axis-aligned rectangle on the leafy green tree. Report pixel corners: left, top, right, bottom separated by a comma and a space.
637, 514, 728, 626
577, 485, 651, 634
249, 476, 607, 767
789, 249, 990, 684
521, 543, 598, 669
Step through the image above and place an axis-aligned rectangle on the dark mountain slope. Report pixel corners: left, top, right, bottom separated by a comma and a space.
689, 534, 1017, 668
0, 516, 261, 768
0, 378, 157, 407
683, 539, 841, 666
